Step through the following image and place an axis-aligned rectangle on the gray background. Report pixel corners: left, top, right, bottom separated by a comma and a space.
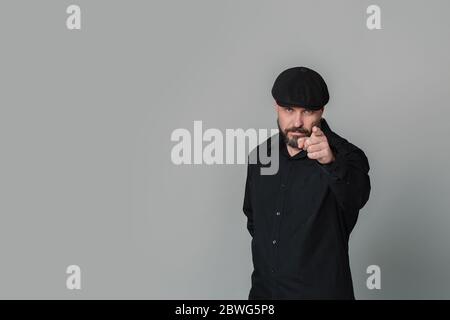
0, 0, 449, 299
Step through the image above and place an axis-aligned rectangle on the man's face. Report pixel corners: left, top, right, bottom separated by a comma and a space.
276, 104, 324, 149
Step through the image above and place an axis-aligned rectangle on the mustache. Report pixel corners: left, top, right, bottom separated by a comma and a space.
285, 127, 310, 134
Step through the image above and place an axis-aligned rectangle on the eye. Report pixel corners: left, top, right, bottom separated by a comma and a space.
303, 110, 313, 115
286, 107, 293, 112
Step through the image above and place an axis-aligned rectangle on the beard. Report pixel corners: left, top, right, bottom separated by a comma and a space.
277, 118, 318, 149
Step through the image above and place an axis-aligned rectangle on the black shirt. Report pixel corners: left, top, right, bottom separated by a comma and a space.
243, 118, 371, 299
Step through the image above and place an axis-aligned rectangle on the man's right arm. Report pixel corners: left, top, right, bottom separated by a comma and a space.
243, 162, 255, 238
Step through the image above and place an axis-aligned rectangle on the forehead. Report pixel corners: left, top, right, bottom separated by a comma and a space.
277, 104, 311, 111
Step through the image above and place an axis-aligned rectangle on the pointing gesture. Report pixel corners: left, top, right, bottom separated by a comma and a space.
297, 126, 335, 164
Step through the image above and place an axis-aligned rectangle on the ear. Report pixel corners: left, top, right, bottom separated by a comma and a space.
274, 102, 280, 113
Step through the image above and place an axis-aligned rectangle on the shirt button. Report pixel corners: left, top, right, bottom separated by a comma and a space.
281, 183, 286, 188
276, 211, 280, 216
272, 240, 277, 245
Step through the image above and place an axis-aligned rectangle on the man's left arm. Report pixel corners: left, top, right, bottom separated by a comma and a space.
300, 126, 371, 212
318, 144, 371, 212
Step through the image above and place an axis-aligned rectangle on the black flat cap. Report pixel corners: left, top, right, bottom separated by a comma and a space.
271, 66, 329, 110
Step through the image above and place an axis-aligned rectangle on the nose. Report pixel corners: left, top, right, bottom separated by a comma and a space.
293, 111, 303, 128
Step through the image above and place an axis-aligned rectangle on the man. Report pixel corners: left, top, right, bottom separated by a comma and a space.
243, 66, 371, 299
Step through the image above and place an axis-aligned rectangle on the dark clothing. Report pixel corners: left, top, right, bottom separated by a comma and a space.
243, 118, 371, 299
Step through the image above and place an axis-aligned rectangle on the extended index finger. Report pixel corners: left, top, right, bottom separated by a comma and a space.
312, 126, 324, 136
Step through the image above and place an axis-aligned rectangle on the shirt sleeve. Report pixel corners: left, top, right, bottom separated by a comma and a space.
243, 162, 255, 238
318, 143, 371, 213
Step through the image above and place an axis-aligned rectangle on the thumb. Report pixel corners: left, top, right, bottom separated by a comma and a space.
297, 137, 306, 150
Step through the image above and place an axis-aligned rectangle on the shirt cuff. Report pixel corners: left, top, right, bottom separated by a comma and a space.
318, 146, 348, 182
